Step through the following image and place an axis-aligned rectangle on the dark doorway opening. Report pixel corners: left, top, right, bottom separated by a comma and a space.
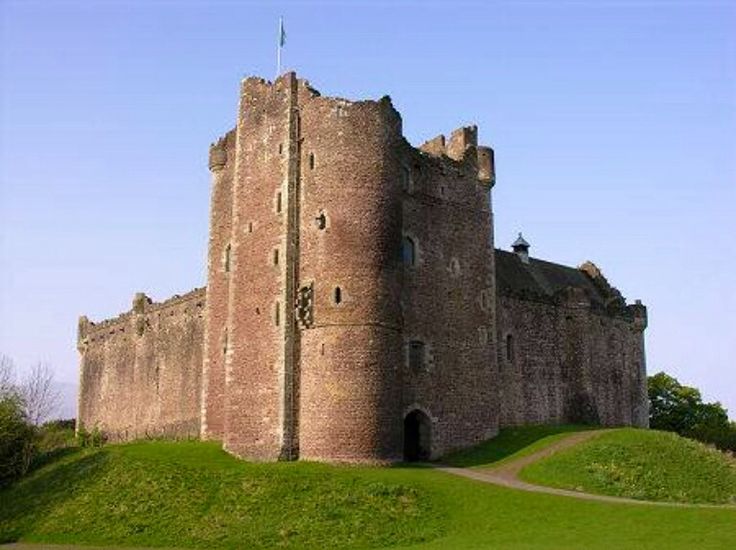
403, 409, 431, 462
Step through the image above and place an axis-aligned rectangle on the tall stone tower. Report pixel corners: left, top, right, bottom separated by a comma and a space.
200, 73, 499, 462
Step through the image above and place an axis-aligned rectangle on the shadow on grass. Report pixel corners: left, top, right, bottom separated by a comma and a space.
440, 424, 600, 468
0, 449, 108, 543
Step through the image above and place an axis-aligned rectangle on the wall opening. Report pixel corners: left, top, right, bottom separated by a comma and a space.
223, 243, 231, 273
480, 290, 489, 311
248, 222, 253, 233
403, 409, 431, 462
401, 166, 412, 192
506, 334, 514, 362
402, 236, 416, 267
273, 248, 279, 266
309, 152, 315, 170
276, 192, 282, 213
449, 257, 460, 276
275, 302, 280, 326
278, 143, 283, 155
408, 340, 425, 371
334, 286, 342, 304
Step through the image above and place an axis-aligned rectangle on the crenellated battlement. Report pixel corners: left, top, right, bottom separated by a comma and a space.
419, 125, 495, 187
78, 287, 206, 347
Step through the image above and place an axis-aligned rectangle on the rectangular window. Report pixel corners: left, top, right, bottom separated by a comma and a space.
409, 340, 425, 371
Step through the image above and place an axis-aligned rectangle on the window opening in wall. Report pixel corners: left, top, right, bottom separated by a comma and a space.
506, 334, 514, 362
273, 248, 279, 266
480, 290, 489, 311
309, 152, 315, 170
334, 287, 342, 304
276, 192, 282, 213
248, 222, 253, 233
450, 257, 460, 276
275, 302, 280, 326
402, 236, 416, 266
222, 331, 229, 356
314, 211, 327, 230
224, 244, 231, 273
440, 186, 446, 197
409, 340, 425, 371
278, 143, 283, 155
401, 166, 411, 192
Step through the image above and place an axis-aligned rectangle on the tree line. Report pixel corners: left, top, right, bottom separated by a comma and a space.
648, 371, 736, 453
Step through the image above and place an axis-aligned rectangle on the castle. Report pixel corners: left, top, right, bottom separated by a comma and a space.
77, 73, 649, 463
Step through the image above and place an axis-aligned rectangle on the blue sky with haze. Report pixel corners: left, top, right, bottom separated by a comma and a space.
1, 1, 734, 416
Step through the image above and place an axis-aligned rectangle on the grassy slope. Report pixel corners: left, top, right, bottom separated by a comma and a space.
0, 439, 734, 550
521, 428, 736, 504
443, 424, 598, 468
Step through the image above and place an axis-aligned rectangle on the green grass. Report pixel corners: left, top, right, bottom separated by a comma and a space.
443, 424, 598, 468
1, 439, 735, 549
521, 428, 736, 504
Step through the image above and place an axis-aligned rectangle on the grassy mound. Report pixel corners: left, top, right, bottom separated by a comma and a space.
443, 424, 598, 468
0, 441, 444, 549
521, 428, 736, 504
1, 437, 735, 549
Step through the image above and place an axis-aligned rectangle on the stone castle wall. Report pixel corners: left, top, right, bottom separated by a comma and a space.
295, 84, 406, 463
200, 129, 236, 441
400, 128, 499, 458
497, 293, 648, 428
77, 289, 205, 440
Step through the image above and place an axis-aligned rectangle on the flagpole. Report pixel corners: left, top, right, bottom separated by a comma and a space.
276, 17, 283, 78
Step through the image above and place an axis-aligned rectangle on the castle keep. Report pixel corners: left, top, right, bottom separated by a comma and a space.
77, 73, 648, 463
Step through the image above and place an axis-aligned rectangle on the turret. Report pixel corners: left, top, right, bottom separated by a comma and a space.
512, 233, 530, 264
628, 299, 648, 331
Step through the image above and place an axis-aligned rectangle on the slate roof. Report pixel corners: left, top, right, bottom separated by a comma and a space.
495, 249, 608, 306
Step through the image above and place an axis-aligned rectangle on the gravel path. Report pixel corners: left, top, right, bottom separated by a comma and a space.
435, 430, 735, 509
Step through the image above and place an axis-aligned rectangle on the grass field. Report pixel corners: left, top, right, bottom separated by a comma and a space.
521, 428, 736, 504
1, 437, 735, 549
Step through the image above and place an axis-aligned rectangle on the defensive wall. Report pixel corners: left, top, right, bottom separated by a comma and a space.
77, 288, 206, 441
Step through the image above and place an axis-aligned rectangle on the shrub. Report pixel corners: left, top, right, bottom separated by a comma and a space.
77, 425, 106, 448
0, 393, 36, 487
37, 420, 76, 454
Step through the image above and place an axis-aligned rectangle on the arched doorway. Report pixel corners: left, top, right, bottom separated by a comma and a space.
403, 409, 431, 461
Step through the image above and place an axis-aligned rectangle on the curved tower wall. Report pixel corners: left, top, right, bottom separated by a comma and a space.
297, 92, 405, 462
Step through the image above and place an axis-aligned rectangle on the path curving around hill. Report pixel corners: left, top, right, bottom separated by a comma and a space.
435, 430, 735, 509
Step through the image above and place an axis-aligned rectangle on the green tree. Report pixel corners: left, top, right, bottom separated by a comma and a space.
648, 371, 734, 452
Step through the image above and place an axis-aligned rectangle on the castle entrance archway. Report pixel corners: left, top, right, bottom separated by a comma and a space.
403, 409, 431, 461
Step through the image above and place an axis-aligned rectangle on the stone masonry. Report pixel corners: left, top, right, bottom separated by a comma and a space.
77, 73, 648, 463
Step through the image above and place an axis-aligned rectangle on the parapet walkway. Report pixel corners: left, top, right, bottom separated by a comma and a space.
435, 430, 735, 510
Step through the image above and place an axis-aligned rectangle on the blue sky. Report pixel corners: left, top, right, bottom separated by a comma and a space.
1, 1, 734, 416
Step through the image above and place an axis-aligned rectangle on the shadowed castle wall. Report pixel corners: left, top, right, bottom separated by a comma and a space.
497, 292, 648, 428
77, 289, 205, 440
400, 129, 499, 458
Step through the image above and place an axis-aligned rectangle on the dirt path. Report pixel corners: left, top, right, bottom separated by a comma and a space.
436, 430, 735, 509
